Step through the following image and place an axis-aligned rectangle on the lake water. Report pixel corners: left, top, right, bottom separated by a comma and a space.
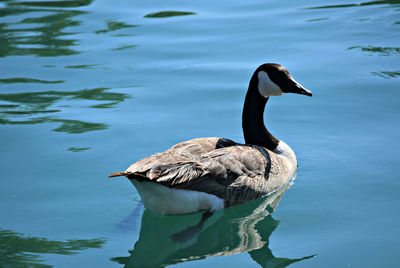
1, 0, 399, 267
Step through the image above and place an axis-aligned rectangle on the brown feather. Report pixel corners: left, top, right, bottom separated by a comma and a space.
110, 137, 293, 206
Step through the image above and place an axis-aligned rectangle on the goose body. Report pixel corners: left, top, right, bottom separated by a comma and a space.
109, 63, 312, 214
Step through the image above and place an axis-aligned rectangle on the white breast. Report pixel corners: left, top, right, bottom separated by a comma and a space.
273, 140, 297, 174
131, 180, 224, 214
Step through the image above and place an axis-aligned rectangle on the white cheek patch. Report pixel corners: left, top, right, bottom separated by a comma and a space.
257, 71, 284, 97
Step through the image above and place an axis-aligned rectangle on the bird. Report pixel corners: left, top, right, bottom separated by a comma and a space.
109, 63, 312, 214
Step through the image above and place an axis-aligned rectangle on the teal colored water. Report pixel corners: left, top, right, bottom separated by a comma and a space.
1, 0, 399, 267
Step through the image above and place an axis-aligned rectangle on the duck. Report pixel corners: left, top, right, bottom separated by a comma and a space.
109, 63, 312, 214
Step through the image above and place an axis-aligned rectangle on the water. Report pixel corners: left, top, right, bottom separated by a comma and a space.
0, 0, 399, 267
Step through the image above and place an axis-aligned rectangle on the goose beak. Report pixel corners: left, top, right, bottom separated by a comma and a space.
286, 79, 312, 97
297, 86, 313, 97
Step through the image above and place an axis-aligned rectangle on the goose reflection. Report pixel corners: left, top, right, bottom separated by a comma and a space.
112, 180, 315, 267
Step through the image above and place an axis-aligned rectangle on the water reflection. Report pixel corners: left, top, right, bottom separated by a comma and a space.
7, 0, 93, 8
144, 11, 196, 18
65, 64, 99, 69
68, 146, 90, 152
52, 119, 108, 133
112, 183, 315, 267
0, 87, 129, 133
0, 78, 64, 84
306, 18, 329, 22
95, 20, 138, 34
0, 0, 136, 134
0, 0, 90, 57
112, 44, 137, 51
0, 228, 105, 267
371, 70, 400, 78
307, 0, 400, 9
348, 45, 400, 56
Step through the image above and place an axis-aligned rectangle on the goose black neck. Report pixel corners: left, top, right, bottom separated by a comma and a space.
242, 74, 279, 150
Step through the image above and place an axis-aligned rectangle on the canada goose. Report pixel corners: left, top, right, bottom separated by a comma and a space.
109, 63, 312, 214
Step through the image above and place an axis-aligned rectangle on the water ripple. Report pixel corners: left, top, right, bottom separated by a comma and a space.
95, 20, 138, 34
372, 70, 400, 78
0, 6, 85, 57
349, 45, 400, 56
0, 228, 104, 267
0, 87, 129, 133
144, 11, 196, 18
306, 0, 400, 9
0, 77, 64, 84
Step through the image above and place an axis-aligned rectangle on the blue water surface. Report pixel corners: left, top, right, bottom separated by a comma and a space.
1, 0, 399, 267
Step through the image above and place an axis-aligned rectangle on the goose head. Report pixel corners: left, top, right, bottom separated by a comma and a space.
255, 63, 312, 98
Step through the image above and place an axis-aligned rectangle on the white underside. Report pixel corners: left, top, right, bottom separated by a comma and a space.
132, 180, 224, 214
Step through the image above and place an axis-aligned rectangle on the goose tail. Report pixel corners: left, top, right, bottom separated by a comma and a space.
108, 171, 148, 181
108, 171, 127, 178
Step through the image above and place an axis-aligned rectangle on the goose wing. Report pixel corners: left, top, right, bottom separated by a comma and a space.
124, 144, 279, 206
125, 137, 237, 174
